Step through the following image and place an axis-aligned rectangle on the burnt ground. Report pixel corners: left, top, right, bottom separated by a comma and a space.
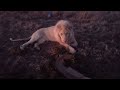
0, 11, 120, 79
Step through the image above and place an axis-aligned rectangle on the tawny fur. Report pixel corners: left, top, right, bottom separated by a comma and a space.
10, 20, 78, 54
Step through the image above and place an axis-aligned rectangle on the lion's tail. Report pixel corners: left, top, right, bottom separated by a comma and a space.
9, 36, 31, 42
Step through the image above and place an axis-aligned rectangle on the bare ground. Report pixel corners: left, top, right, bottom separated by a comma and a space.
0, 11, 120, 79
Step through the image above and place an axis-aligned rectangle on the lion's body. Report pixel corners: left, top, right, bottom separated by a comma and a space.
10, 20, 78, 54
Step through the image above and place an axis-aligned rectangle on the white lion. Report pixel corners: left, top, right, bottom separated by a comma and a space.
10, 20, 78, 54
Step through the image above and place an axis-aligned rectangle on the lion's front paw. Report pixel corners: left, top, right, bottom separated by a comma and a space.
69, 47, 76, 54
20, 45, 24, 50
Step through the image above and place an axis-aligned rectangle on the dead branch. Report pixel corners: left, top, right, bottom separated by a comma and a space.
55, 57, 91, 79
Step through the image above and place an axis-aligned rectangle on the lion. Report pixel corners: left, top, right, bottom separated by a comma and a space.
10, 20, 78, 54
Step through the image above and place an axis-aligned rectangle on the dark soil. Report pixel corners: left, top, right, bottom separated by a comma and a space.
0, 11, 120, 79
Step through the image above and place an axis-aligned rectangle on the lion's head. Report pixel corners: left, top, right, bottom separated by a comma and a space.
55, 20, 78, 47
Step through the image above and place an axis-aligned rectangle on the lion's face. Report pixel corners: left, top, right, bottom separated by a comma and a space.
56, 20, 78, 47
59, 27, 73, 43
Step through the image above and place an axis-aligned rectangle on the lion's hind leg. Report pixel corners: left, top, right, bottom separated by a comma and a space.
34, 43, 40, 50
20, 40, 35, 50
20, 35, 39, 50
34, 38, 46, 50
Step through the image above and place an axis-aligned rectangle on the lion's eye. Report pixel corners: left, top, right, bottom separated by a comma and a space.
61, 33, 63, 35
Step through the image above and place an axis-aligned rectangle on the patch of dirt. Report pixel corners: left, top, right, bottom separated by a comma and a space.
0, 11, 120, 79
